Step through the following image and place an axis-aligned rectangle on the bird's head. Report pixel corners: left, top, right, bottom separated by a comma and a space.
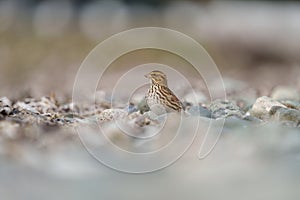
145, 70, 168, 86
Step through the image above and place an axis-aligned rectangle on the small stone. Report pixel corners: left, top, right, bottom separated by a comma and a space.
224, 116, 254, 128
182, 101, 192, 110
0, 96, 12, 116
272, 107, 300, 125
127, 111, 142, 120
134, 114, 151, 127
235, 99, 253, 113
125, 103, 138, 114
39, 96, 58, 113
250, 96, 286, 119
242, 114, 262, 123
59, 102, 80, 113
0, 97, 12, 107
185, 105, 212, 118
0, 106, 11, 116
137, 98, 150, 114
271, 86, 300, 101
14, 101, 34, 113
97, 109, 127, 122
209, 100, 243, 119
280, 100, 300, 110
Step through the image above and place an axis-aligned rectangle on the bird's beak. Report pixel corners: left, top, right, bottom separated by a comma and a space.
144, 73, 150, 78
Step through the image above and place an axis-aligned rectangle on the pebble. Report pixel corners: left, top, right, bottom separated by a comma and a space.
271, 107, 300, 125
125, 103, 138, 114
97, 109, 128, 122
0, 96, 12, 116
137, 98, 150, 114
39, 96, 58, 113
185, 105, 212, 118
250, 96, 300, 125
59, 102, 80, 114
209, 100, 243, 119
224, 116, 254, 128
133, 114, 151, 127
0, 96, 12, 107
14, 101, 39, 114
250, 96, 286, 119
280, 100, 300, 110
242, 114, 262, 123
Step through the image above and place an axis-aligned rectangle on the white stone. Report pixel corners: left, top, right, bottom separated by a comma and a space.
250, 96, 286, 119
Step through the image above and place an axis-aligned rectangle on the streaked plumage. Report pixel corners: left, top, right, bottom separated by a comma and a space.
145, 70, 182, 113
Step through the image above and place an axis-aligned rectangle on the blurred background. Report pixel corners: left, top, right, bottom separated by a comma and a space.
1, 0, 300, 99
1, 0, 300, 200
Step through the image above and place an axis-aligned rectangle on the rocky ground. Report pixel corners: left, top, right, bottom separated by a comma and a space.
0, 83, 299, 156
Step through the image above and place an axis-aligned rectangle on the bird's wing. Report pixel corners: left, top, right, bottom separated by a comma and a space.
161, 86, 183, 111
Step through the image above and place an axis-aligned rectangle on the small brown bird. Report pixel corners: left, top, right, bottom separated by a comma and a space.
145, 70, 182, 114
